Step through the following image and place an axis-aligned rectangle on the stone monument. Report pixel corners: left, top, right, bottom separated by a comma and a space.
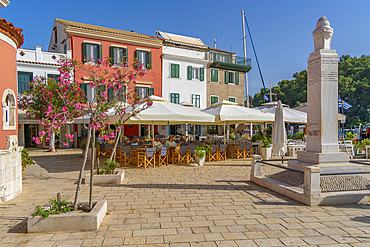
289, 16, 360, 172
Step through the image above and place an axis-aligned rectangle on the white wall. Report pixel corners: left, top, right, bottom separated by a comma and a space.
162, 46, 208, 108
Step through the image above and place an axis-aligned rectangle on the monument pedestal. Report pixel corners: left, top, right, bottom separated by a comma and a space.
288, 151, 362, 173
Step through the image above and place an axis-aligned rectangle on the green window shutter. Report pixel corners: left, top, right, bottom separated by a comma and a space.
147, 51, 152, 69
135, 50, 139, 59
200, 68, 204, 81
225, 71, 229, 84
82, 43, 87, 61
148, 88, 154, 96
108, 87, 114, 101
135, 87, 140, 96
98, 45, 102, 61
171, 64, 175, 78
216, 70, 218, 82
80, 83, 87, 100
228, 97, 236, 103
124, 48, 128, 62
187, 66, 192, 80
18, 72, 33, 93
235, 72, 239, 85
176, 64, 180, 78
110, 47, 114, 64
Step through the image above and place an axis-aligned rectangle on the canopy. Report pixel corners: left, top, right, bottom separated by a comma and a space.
272, 101, 287, 157
125, 96, 215, 125
202, 100, 275, 124
254, 105, 307, 124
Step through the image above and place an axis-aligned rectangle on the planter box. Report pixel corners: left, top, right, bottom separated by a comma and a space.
261, 147, 272, 160
194, 151, 206, 166
27, 200, 107, 233
85, 170, 124, 184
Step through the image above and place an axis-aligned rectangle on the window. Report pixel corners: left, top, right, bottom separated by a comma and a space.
82, 43, 102, 62
171, 63, 180, 78
228, 97, 236, 103
225, 71, 239, 84
188, 66, 204, 81
63, 43, 67, 54
135, 87, 154, 98
18, 71, 33, 93
192, 94, 200, 108
2, 89, 16, 130
170, 93, 180, 104
80, 83, 96, 102
211, 69, 218, 82
47, 74, 59, 82
211, 96, 219, 106
110, 46, 127, 64
136, 50, 152, 69
54, 28, 57, 44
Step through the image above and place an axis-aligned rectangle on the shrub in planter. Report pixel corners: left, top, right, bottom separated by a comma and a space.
261, 137, 272, 160
194, 146, 212, 166
97, 159, 119, 175
21, 148, 33, 174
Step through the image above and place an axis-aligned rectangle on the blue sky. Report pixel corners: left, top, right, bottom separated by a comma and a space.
2, 0, 370, 98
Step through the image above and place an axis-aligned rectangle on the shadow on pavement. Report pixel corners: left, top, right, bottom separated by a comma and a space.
32, 154, 91, 173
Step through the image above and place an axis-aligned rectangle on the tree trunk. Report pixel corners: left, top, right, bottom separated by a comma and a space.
49, 132, 55, 152
109, 127, 122, 161
89, 132, 95, 209
73, 126, 92, 209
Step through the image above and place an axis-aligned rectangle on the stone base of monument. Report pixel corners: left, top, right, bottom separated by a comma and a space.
251, 155, 370, 206
288, 151, 362, 173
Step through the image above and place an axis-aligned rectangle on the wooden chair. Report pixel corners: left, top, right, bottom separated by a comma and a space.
207, 145, 219, 162
178, 146, 190, 164
237, 143, 246, 159
97, 144, 106, 159
229, 143, 239, 159
218, 144, 227, 161
156, 147, 169, 167
117, 145, 135, 166
187, 145, 197, 164
105, 144, 114, 159
136, 147, 156, 169
244, 143, 252, 158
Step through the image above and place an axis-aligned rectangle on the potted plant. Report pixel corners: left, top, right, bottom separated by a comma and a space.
261, 137, 272, 160
21, 148, 34, 175
85, 159, 124, 184
352, 139, 360, 155
360, 138, 370, 158
194, 146, 212, 166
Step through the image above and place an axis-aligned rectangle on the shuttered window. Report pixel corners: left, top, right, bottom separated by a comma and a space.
200, 68, 204, 81
136, 50, 152, 69
17, 72, 33, 93
211, 96, 219, 106
82, 43, 101, 62
225, 71, 229, 84
211, 69, 218, 82
192, 94, 200, 108
170, 93, 180, 104
228, 97, 236, 103
110, 46, 127, 64
235, 72, 239, 85
171, 63, 180, 78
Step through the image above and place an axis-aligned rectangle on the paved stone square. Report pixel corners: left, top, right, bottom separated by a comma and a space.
0, 150, 369, 246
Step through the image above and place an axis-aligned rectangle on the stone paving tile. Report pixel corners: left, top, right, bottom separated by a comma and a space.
1, 154, 370, 247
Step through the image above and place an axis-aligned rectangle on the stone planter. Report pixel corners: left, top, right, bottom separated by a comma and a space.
85, 170, 124, 184
194, 151, 206, 166
27, 200, 107, 233
261, 147, 272, 160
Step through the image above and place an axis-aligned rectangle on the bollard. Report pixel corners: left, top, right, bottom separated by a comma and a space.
57, 192, 61, 210
251, 155, 262, 178
304, 166, 321, 196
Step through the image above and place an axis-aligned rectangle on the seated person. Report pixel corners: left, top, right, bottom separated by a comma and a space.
153, 137, 163, 149
178, 136, 185, 144
165, 136, 177, 147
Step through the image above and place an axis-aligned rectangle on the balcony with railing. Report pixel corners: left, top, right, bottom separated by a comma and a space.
209, 50, 252, 72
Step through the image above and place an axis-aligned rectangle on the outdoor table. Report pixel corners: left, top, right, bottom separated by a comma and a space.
287, 144, 306, 159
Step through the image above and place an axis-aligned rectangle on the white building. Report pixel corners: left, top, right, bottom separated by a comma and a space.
157, 31, 209, 136
16, 47, 71, 148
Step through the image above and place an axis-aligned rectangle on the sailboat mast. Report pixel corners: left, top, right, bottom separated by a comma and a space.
241, 10, 249, 107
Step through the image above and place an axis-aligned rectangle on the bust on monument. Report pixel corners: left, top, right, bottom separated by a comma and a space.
312, 16, 333, 51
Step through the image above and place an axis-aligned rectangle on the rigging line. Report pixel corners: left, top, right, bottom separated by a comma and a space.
244, 15, 269, 101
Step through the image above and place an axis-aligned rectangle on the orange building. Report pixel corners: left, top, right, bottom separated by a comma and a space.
0, 17, 24, 203
48, 19, 162, 138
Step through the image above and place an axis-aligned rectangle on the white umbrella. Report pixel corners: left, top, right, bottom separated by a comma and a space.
272, 100, 287, 157
126, 96, 215, 125
254, 105, 307, 124
202, 100, 275, 124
